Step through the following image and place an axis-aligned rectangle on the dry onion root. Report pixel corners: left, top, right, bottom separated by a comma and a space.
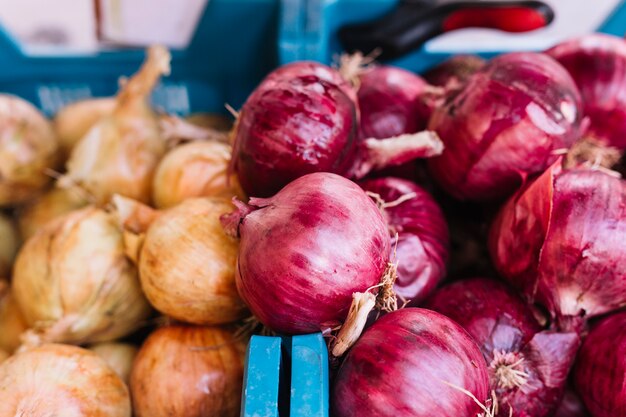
130, 324, 245, 417
0, 343, 131, 416
12, 206, 152, 345
152, 141, 245, 208
16, 187, 88, 240
60, 46, 171, 205
53, 97, 116, 157
0, 280, 28, 353
114, 195, 247, 325
89, 342, 138, 384
0, 214, 19, 277
0, 94, 60, 207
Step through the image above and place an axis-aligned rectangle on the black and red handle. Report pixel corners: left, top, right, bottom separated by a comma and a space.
339, 0, 554, 60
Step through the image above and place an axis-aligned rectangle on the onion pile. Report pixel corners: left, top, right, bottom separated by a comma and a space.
0, 213, 18, 278
130, 324, 245, 417
115, 196, 247, 325
547, 34, 626, 150
0, 94, 60, 206
428, 52, 583, 201
424, 55, 486, 87
426, 278, 580, 416
223, 172, 390, 334
360, 177, 448, 304
489, 162, 626, 327
0, 343, 131, 416
12, 206, 152, 345
152, 141, 244, 209
574, 311, 626, 417
0, 280, 28, 354
61, 46, 170, 205
332, 308, 489, 417
89, 342, 137, 384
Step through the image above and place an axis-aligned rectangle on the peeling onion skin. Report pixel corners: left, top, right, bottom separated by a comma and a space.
0, 213, 19, 278
360, 177, 448, 304
0, 280, 28, 354
428, 52, 582, 201
89, 343, 137, 384
332, 308, 489, 417
0, 343, 131, 417
139, 198, 247, 325
0, 94, 60, 207
489, 162, 626, 325
547, 34, 626, 149
130, 325, 245, 417
232, 62, 358, 197
574, 311, 626, 417
358, 66, 430, 139
12, 207, 152, 344
426, 278, 580, 417
225, 172, 389, 334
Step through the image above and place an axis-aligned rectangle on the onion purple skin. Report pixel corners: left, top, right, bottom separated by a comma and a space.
223, 172, 390, 334
547, 34, 626, 150
574, 311, 626, 417
423, 54, 486, 87
332, 308, 489, 417
428, 52, 583, 201
232, 63, 358, 197
426, 278, 580, 417
359, 177, 448, 304
555, 386, 591, 417
489, 162, 626, 327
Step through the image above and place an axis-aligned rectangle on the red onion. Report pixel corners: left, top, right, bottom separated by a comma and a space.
423, 55, 486, 87
547, 34, 626, 149
489, 161, 626, 327
221, 172, 390, 334
428, 52, 582, 201
357, 66, 430, 139
426, 278, 580, 417
555, 386, 591, 417
359, 177, 448, 304
332, 308, 489, 417
231, 62, 442, 197
574, 311, 626, 417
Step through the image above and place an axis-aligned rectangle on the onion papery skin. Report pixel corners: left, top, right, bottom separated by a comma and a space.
428, 52, 582, 201
424, 54, 486, 87
0, 94, 60, 207
360, 177, 448, 304
574, 311, 626, 417
12, 206, 152, 344
152, 141, 244, 209
232, 62, 358, 197
547, 34, 626, 149
0, 280, 28, 353
0, 343, 131, 416
426, 278, 580, 417
89, 342, 137, 384
358, 66, 430, 139
555, 386, 591, 417
130, 325, 245, 417
489, 162, 626, 323
332, 308, 489, 417
226, 172, 390, 334
138, 198, 247, 325
0, 213, 18, 278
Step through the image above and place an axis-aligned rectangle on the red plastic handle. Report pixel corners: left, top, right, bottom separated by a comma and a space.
442, 7, 549, 33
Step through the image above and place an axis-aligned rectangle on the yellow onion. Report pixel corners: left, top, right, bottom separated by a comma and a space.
53, 97, 116, 157
12, 206, 152, 345
0, 350, 7, 364
89, 342, 137, 384
0, 280, 28, 353
0, 343, 131, 416
185, 113, 233, 131
0, 214, 18, 277
61, 46, 170, 205
0, 94, 60, 206
130, 324, 244, 417
152, 141, 245, 208
17, 187, 88, 240
114, 196, 246, 325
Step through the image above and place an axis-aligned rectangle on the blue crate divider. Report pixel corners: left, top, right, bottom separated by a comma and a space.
242, 333, 329, 417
